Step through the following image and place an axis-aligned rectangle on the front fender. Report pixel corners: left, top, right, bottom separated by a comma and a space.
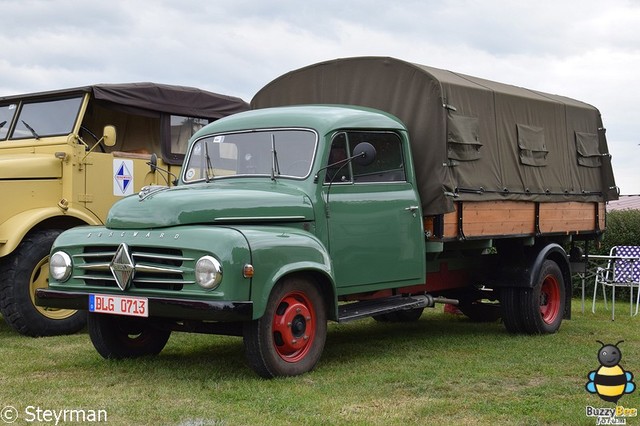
235, 226, 335, 320
0, 207, 102, 257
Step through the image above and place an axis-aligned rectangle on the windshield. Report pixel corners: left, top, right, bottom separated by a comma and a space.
183, 129, 317, 182
0, 103, 18, 140
8, 96, 83, 140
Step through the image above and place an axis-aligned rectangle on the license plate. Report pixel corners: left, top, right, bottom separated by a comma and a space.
89, 294, 148, 318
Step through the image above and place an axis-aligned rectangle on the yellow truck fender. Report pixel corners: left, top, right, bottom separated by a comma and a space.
0, 207, 101, 257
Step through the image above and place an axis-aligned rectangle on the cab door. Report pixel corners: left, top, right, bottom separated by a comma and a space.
324, 131, 425, 294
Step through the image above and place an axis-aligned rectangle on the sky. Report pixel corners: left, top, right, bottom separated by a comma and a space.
1, 0, 639, 194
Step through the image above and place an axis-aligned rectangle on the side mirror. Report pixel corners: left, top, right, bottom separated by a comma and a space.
352, 142, 376, 166
149, 153, 158, 173
102, 125, 117, 147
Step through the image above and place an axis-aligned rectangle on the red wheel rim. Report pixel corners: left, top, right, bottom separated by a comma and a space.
271, 291, 316, 363
539, 274, 561, 324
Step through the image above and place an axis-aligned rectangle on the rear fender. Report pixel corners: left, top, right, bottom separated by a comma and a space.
492, 243, 571, 319
529, 243, 571, 319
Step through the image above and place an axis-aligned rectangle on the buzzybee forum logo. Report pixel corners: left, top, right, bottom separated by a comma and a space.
585, 340, 637, 424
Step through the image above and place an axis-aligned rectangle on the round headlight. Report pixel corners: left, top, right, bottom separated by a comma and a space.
50, 251, 72, 281
195, 256, 223, 289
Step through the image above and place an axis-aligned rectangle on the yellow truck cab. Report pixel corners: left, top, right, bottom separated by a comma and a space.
0, 83, 248, 336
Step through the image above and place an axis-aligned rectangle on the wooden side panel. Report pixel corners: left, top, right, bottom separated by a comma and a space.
538, 202, 604, 234
429, 201, 604, 239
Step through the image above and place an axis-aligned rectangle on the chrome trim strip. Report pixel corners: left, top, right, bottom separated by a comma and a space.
134, 263, 184, 274
73, 252, 116, 258
133, 278, 196, 285
133, 253, 194, 262
77, 263, 111, 271
212, 215, 306, 222
75, 275, 116, 281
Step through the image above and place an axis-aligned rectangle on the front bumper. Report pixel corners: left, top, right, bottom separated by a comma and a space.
35, 289, 253, 322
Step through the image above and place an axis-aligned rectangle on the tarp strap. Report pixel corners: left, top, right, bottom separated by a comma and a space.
457, 202, 466, 241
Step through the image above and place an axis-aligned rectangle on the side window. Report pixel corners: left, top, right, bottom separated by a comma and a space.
326, 133, 352, 183
350, 132, 405, 182
171, 116, 209, 155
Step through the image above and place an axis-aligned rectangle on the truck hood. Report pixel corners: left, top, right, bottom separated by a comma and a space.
106, 181, 315, 229
0, 154, 62, 179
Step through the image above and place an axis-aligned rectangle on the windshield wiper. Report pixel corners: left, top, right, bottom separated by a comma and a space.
204, 141, 214, 182
270, 134, 280, 181
0, 120, 6, 129
22, 120, 40, 139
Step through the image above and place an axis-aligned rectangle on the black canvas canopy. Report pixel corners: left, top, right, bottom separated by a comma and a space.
2, 82, 249, 120
252, 57, 617, 216
92, 82, 248, 119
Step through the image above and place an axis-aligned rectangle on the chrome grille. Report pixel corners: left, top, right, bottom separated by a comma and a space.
74, 246, 195, 290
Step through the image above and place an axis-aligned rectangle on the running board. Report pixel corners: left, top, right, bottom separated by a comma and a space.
337, 295, 458, 323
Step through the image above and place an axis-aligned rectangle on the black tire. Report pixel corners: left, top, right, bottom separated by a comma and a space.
501, 287, 526, 333
0, 229, 86, 336
520, 260, 565, 334
243, 276, 327, 378
373, 307, 424, 322
458, 301, 501, 323
88, 313, 171, 359
500, 260, 565, 335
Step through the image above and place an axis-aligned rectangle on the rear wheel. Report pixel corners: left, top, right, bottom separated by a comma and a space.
0, 229, 86, 336
88, 313, 171, 359
501, 287, 525, 333
243, 276, 327, 378
521, 260, 565, 334
501, 260, 565, 334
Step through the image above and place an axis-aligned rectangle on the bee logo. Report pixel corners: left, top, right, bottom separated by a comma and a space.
586, 340, 635, 403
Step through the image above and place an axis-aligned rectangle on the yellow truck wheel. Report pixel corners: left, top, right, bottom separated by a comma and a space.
0, 229, 86, 336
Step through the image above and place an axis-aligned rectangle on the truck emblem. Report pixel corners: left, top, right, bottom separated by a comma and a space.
109, 243, 135, 291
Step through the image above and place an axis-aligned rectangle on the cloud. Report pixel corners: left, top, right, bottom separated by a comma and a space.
1, 0, 639, 193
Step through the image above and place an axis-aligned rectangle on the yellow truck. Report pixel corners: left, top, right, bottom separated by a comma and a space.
0, 83, 248, 336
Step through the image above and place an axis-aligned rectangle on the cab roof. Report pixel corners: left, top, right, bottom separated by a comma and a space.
198, 104, 407, 136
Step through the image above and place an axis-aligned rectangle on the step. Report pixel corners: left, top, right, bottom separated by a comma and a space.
338, 295, 433, 323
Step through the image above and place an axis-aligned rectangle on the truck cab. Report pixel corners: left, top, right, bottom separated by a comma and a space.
0, 83, 248, 336
37, 105, 429, 376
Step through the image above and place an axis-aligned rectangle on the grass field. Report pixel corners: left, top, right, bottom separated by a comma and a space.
1, 299, 639, 425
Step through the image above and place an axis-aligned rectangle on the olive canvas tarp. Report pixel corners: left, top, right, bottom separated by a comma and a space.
251, 57, 617, 216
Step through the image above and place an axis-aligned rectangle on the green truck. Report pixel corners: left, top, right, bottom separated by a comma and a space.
0, 83, 248, 336
36, 57, 617, 377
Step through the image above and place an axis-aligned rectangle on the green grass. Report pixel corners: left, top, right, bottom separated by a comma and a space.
1, 300, 640, 425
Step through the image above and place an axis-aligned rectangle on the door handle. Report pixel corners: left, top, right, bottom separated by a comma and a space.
404, 206, 419, 217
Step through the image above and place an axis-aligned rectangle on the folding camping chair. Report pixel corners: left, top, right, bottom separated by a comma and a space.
592, 246, 640, 320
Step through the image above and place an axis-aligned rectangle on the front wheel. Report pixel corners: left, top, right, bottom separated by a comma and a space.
243, 276, 327, 378
0, 229, 86, 336
88, 313, 171, 359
